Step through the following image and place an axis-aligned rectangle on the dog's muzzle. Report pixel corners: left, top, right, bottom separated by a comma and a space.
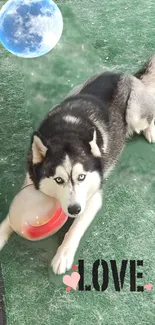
68, 204, 81, 216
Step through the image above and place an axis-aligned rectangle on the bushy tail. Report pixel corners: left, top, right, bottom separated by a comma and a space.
134, 55, 155, 88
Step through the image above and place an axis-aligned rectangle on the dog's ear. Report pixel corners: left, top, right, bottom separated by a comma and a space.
31, 132, 48, 164
89, 129, 101, 157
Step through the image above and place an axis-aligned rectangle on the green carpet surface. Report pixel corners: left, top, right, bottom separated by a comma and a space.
0, 0, 155, 324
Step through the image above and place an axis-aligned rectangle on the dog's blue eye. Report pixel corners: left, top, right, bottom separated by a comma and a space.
77, 174, 86, 181
54, 177, 64, 185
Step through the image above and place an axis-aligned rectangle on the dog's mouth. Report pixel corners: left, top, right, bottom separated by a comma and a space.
67, 209, 84, 218
68, 214, 80, 219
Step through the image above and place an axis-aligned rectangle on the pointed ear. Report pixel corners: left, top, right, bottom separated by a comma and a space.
89, 129, 101, 157
31, 132, 48, 164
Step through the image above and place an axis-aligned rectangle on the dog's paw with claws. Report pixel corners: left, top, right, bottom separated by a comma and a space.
143, 126, 155, 143
51, 245, 75, 275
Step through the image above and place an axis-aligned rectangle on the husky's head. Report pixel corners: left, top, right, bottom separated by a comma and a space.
28, 130, 103, 217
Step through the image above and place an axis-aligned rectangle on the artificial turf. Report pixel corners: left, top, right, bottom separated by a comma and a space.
0, 0, 155, 324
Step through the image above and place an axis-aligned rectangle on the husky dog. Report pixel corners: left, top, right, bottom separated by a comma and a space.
0, 56, 155, 275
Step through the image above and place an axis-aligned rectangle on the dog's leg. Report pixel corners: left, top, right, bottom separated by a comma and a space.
51, 190, 102, 275
143, 119, 155, 143
0, 215, 13, 250
0, 174, 32, 251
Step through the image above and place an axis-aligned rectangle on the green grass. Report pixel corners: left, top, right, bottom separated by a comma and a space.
0, 0, 155, 324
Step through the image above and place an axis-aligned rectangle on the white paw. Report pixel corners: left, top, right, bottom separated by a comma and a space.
0, 234, 7, 251
51, 245, 75, 275
143, 126, 155, 143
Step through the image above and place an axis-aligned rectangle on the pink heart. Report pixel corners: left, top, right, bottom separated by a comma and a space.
72, 265, 78, 271
66, 287, 71, 292
144, 283, 153, 291
63, 272, 80, 290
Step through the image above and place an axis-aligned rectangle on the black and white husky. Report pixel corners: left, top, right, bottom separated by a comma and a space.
0, 56, 155, 275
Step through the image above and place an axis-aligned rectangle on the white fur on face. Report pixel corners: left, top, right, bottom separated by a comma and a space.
54, 166, 69, 183
71, 163, 85, 181
70, 163, 101, 215
39, 159, 101, 217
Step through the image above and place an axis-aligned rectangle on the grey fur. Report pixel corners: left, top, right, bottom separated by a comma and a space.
1, 56, 155, 275
65, 72, 155, 175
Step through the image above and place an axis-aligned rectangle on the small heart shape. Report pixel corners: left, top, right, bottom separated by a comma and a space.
72, 265, 77, 271
63, 272, 80, 290
66, 286, 71, 292
144, 283, 153, 291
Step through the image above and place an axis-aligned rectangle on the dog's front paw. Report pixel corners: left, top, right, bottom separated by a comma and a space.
0, 217, 12, 251
51, 245, 75, 275
143, 125, 155, 143
0, 234, 7, 251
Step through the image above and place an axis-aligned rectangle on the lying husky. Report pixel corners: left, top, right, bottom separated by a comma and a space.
0, 56, 155, 275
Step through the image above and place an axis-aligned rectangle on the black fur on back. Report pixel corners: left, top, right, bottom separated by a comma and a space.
28, 71, 127, 188
80, 72, 122, 105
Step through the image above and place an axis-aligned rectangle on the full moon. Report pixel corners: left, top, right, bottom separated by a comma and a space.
0, 0, 63, 58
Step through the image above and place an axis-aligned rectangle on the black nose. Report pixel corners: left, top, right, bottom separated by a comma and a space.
68, 204, 81, 215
